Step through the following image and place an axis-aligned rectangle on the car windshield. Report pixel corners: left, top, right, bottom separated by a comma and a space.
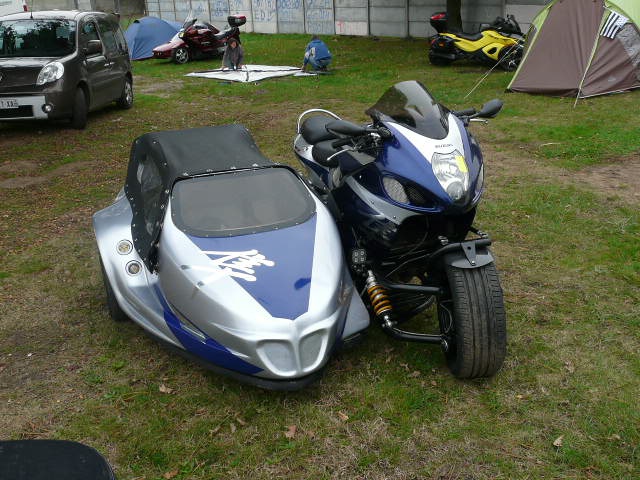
171, 168, 315, 237
0, 19, 76, 58
365, 80, 450, 140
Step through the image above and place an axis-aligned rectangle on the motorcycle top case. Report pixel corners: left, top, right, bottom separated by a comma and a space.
228, 15, 247, 28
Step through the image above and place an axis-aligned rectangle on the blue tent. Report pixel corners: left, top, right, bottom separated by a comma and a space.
125, 16, 182, 60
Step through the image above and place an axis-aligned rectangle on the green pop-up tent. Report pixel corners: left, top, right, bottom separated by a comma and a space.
508, 0, 640, 98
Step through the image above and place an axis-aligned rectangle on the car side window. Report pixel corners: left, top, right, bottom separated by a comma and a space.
113, 26, 128, 55
80, 20, 100, 54
97, 19, 118, 55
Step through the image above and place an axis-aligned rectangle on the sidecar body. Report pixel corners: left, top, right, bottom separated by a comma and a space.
93, 125, 369, 390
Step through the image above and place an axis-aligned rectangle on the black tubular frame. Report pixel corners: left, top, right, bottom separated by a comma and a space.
368, 236, 493, 345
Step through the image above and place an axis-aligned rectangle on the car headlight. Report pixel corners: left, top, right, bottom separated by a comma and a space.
431, 150, 469, 202
383, 176, 409, 204
36, 62, 64, 86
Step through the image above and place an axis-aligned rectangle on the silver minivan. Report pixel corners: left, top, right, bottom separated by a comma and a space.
0, 10, 132, 128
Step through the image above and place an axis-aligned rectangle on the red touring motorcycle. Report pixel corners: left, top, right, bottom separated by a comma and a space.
152, 14, 246, 64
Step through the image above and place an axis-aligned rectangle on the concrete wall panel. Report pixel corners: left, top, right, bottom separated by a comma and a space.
335, 20, 367, 36
136, 0, 545, 38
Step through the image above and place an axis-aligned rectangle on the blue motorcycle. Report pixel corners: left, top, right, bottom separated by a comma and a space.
294, 80, 507, 378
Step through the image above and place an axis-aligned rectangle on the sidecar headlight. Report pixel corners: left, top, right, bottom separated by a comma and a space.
36, 62, 64, 86
431, 151, 469, 202
383, 176, 409, 204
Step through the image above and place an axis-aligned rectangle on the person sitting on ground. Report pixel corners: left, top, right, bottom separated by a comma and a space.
301, 35, 332, 72
221, 37, 244, 70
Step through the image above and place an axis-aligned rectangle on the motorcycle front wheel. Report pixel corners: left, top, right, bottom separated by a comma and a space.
438, 261, 506, 378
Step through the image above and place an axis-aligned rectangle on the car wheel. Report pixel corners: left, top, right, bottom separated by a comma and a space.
69, 88, 87, 130
116, 77, 133, 109
100, 258, 129, 322
438, 257, 506, 378
172, 46, 190, 64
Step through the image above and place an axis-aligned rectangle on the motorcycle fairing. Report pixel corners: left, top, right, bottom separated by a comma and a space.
375, 115, 481, 213
442, 30, 519, 60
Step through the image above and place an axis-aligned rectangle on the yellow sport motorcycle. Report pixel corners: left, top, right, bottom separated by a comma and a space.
428, 12, 524, 71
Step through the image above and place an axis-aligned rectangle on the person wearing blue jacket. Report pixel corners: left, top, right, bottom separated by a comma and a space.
302, 35, 332, 72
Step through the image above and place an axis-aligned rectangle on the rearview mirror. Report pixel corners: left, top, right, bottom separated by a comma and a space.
84, 39, 103, 56
477, 99, 503, 118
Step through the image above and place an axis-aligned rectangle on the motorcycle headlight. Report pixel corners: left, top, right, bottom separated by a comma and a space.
431, 150, 469, 202
383, 176, 409, 204
36, 62, 64, 86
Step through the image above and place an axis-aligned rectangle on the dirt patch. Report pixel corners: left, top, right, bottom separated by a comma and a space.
134, 75, 184, 97
0, 160, 40, 176
481, 143, 640, 204
573, 153, 640, 201
0, 176, 48, 189
0, 160, 102, 189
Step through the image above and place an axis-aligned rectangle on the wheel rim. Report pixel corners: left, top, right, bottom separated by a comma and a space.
124, 81, 133, 105
175, 48, 188, 63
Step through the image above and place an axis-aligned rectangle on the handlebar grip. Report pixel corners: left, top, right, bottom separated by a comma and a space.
331, 137, 353, 148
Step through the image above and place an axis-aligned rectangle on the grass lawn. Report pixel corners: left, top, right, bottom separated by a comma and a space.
0, 33, 638, 479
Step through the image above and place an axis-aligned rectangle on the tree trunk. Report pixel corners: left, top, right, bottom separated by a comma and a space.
447, 0, 463, 32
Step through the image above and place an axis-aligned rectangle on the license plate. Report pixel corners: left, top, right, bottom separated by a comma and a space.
0, 99, 19, 109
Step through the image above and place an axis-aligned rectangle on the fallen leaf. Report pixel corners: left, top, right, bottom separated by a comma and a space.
230, 422, 236, 433
516, 394, 524, 400
553, 435, 564, 448
235, 417, 247, 426
337, 411, 349, 421
163, 470, 178, 479
409, 370, 421, 378
564, 361, 575, 374
608, 434, 621, 442
430, 380, 437, 387
284, 425, 297, 439
209, 425, 221, 436
158, 384, 174, 394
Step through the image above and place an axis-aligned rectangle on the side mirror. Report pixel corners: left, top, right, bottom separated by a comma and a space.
84, 39, 103, 56
476, 99, 503, 118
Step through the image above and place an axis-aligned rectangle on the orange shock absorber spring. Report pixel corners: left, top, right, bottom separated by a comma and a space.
365, 271, 393, 318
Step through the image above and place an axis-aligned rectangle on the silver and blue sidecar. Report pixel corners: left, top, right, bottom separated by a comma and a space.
93, 125, 369, 390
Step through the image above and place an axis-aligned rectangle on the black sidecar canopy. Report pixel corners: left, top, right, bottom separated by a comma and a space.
124, 124, 273, 270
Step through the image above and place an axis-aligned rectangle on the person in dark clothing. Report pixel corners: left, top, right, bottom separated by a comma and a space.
221, 37, 244, 70
302, 35, 332, 72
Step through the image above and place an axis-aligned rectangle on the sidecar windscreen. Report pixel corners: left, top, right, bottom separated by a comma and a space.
171, 167, 315, 237
365, 80, 450, 140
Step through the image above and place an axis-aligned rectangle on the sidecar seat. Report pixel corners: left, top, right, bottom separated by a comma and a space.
300, 115, 338, 144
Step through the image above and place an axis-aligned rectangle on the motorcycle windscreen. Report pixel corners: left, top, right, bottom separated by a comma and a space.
170, 167, 315, 237
365, 80, 450, 140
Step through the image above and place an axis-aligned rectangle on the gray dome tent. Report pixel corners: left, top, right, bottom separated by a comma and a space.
508, 0, 640, 98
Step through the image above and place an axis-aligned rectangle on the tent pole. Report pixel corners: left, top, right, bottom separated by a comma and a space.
575, 7, 611, 107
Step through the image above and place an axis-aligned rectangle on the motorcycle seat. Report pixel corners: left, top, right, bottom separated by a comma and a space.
312, 140, 340, 168
301, 115, 338, 144
453, 31, 484, 41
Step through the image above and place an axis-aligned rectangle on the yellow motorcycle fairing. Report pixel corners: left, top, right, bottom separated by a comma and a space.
442, 30, 518, 61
